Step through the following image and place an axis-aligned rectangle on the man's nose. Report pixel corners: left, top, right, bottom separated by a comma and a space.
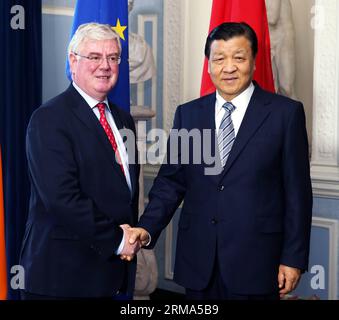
222, 60, 237, 73
99, 57, 110, 69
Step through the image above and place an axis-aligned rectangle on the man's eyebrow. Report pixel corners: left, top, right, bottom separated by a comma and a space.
234, 49, 247, 53
84, 51, 101, 55
211, 52, 224, 56
86, 51, 119, 56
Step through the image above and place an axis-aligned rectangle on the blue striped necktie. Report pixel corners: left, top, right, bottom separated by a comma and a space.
218, 102, 236, 167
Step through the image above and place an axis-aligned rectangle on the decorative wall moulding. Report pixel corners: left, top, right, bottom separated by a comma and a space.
312, 217, 338, 300
311, 164, 339, 199
42, 6, 74, 17
311, 0, 339, 199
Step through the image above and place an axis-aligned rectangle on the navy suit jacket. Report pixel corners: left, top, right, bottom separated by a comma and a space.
20, 85, 140, 297
138, 83, 312, 295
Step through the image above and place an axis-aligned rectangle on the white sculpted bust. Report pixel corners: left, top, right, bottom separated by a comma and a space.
128, 0, 156, 84
265, 0, 297, 98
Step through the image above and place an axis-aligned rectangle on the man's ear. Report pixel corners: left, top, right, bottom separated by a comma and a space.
207, 59, 211, 74
69, 53, 77, 75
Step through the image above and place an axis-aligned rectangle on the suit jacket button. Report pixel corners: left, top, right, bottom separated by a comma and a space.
211, 218, 217, 224
219, 185, 225, 191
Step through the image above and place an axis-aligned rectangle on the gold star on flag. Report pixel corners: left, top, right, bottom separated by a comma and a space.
112, 18, 127, 41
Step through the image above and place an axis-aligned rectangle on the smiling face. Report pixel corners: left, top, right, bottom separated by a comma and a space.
208, 36, 255, 101
69, 38, 120, 101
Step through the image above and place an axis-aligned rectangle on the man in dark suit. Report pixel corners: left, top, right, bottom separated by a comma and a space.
128, 22, 312, 300
20, 23, 140, 299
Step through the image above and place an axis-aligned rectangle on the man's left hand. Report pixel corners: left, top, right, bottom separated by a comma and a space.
278, 264, 301, 298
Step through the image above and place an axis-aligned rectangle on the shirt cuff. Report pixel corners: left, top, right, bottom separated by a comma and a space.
115, 233, 125, 255
144, 232, 151, 247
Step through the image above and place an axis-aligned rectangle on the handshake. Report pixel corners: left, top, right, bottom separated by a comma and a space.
119, 224, 150, 261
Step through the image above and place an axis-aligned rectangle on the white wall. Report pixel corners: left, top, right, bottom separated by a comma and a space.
182, 0, 212, 103
290, 0, 315, 139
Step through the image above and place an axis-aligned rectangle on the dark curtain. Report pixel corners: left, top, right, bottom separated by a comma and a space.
0, 0, 42, 299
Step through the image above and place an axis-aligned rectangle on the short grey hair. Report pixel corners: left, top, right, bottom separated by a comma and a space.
68, 22, 121, 61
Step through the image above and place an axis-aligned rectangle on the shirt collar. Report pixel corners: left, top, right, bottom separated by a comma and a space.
72, 81, 110, 112
216, 81, 255, 111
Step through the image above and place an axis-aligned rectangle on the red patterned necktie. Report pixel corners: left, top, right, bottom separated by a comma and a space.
97, 103, 125, 175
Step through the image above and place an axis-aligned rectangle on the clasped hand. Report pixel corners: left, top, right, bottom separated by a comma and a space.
119, 224, 150, 261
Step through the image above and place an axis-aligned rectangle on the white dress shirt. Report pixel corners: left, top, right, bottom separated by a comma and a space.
215, 82, 255, 136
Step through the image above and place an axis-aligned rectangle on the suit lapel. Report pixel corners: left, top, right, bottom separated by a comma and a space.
197, 94, 222, 185
66, 86, 129, 189
199, 94, 216, 131
108, 102, 123, 130
220, 85, 272, 180
108, 102, 138, 198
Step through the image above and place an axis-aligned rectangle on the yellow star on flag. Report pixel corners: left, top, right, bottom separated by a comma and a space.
112, 18, 127, 41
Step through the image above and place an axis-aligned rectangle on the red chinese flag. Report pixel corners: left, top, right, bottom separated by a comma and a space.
200, 0, 275, 96
0, 148, 7, 300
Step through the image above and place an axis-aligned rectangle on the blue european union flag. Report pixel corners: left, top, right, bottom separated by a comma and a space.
66, 0, 130, 112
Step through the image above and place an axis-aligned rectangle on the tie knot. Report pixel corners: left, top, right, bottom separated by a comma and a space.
223, 102, 236, 114
97, 103, 106, 114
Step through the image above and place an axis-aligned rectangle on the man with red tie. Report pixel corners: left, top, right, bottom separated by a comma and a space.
20, 23, 140, 299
